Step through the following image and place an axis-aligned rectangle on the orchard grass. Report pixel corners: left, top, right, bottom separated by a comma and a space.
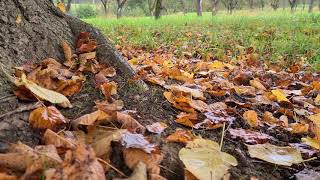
84, 9, 320, 68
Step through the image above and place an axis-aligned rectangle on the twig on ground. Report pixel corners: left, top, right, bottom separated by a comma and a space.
220, 122, 226, 151
159, 165, 179, 176
0, 102, 41, 119
98, 158, 127, 178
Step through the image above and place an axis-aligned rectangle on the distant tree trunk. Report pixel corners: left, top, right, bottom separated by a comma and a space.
248, 0, 254, 9
180, 0, 187, 14
212, 0, 219, 15
288, 0, 297, 12
302, 0, 306, 10
116, 0, 127, 18
308, 0, 315, 12
259, 0, 265, 10
271, 0, 280, 10
148, 0, 155, 16
196, 0, 203, 16
154, 0, 162, 19
100, 0, 108, 15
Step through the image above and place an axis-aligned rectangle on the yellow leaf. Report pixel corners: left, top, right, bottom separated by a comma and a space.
271, 89, 289, 102
16, 74, 72, 108
243, 110, 259, 128
301, 137, 320, 150
57, 2, 66, 13
307, 113, 320, 126
315, 94, 320, 106
179, 138, 237, 180
247, 143, 303, 166
162, 60, 175, 68
208, 60, 224, 70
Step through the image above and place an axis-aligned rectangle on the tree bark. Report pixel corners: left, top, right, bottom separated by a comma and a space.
0, 0, 140, 150
100, 0, 108, 15
308, 0, 315, 12
197, 0, 203, 16
212, 0, 219, 15
116, 0, 127, 18
154, 0, 162, 19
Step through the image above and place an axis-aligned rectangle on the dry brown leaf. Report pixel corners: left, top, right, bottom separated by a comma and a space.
234, 86, 256, 96
29, 106, 67, 130
250, 79, 267, 91
15, 74, 72, 108
146, 122, 168, 134
100, 81, 117, 99
189, 99, 208, 112
165, 84, 205, 100
243, 110, 259, 127
262, 111, 279, 125
61, 41, 73, 67
78, 40, 97, 54
117, 111, 146, 133
95, 100, 124, 112
114, 162, 147, 180
166, 129, 197, 144
145, 76, 166, 86
43, 129, 76, 151
45, 144, 105, 180
121, 131, 155, 153
175, 112, 198, 128
123, 148, 163, 175
72, 110, 113, 127
289, 123, 309, 134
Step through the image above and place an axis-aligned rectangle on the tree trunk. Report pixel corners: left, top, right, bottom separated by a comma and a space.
116, 0, 127, 18
100, 0, 108, 15
308, 0, 315, 12
66, 0, 72, 12
0, 0, 139, 151
154, 0, 162, 19
197, 0, 203, 16
212, 0, 219, 15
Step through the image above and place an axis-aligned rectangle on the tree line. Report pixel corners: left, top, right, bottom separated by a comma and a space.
54, 0, 320, 19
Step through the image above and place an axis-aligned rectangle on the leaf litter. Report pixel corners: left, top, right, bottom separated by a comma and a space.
2, 29, 320, 179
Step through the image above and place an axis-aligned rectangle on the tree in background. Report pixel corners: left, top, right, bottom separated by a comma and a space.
308, 0, 314, 12
270, 0, 280, 10
259, 0, 265, 10
212, 0, 219, 15
116, 0, 128, 18
247, 0, 254, 9
196, 0, 203, 16
60, 0, 72, 12
154, 0, 162, 19
100, 0, 108, 15
288, 0, 298, 12
221, 0, 238, 14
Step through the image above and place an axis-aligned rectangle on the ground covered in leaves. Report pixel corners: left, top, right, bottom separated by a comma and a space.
1, 14, 320, 179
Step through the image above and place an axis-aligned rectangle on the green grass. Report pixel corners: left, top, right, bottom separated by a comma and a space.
84, 10, 320, 66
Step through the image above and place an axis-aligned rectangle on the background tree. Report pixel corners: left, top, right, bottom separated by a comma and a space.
100, 0, 108, 15
247, 0, 254, 9
288, 0, 298, 12
270, 0, 280, 10
116, 0, 128, 18
196, 0, 203, 16
221, 0, 238, 14
212, 0, 219, 15
259, 0, 265, 10
154, 0, 162, 19
308, 0, 314, 12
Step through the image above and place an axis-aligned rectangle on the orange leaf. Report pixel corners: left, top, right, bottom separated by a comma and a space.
117, 112, 146, 134
243, 110, 259, 128
29, 106, 67, 130
166, 129, 197, 144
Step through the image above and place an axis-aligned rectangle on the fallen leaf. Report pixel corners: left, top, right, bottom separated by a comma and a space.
175, 112, 198, 128
247, 143, 304, 166
243, 110, 259, 128
289, 123, 309, 134
95, 100, 124, 112
234, 86, 256, 96
15, 74, 72, 108
179, 138, 237, 180
250, 79, 267, 91
229, 128, 272, 144
78, 40, 97, 54
57, 2, 66, 13
307, 113, 320, 126
45, 144, 105, 180
100, 81, 117, 99
271, 89, 290, 102
117, 112, 146, 133
189, 99, 208, 112
61, 41, 73, 67
289, 143, 317, 158
0, 173, 18, 180
29, 106, 67, 130
43, 129, 76, 151
166, 129, 197, 144
146, 122, 168, 134
301, 137, 320, 150
72, 110, 112, 127
166, 84, 205, 100
121, 131, 155, 153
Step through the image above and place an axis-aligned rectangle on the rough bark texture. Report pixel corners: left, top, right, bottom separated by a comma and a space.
0, 0, 138, 151
197, 0, 203, 16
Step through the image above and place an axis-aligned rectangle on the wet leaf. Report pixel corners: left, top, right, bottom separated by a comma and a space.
247, 143, 303, 166
29, 106, 67, 130
179, 138, 237, 180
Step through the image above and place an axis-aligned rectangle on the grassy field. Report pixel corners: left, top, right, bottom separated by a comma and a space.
84, 10, 320, 67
